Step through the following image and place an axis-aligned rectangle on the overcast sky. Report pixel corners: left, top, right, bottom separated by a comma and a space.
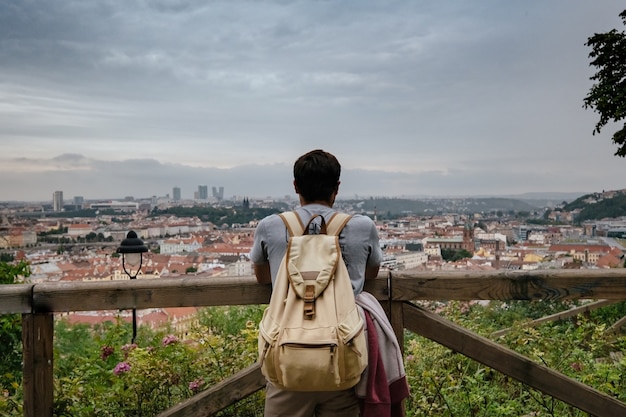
2, 1, 626, 202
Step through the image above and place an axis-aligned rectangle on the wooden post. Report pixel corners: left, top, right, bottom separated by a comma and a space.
387, 272, 405, 354
22, 313, 54, 417
389, 301, 405, 355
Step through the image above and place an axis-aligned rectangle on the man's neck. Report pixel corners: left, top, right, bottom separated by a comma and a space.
299, 198, 333, 207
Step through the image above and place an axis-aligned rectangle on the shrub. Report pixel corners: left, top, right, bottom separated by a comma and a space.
3, 299, 626, 416
403, 300, 626, 416
52, 308, 263, 417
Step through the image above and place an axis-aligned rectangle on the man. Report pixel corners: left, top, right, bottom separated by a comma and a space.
250, 149, 383, 417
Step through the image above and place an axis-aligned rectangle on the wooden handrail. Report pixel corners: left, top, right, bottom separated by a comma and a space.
157, 363, 266, 417
3, 269, 626, 417
0, 284, 32, 314
5, 268, 626, 315
389, 269, 626, 300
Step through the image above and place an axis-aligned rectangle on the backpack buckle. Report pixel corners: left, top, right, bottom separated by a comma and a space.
304, 285, 315, 319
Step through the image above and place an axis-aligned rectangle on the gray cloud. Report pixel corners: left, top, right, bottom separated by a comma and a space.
0, 154, 616, 202
1, 1, 626, 201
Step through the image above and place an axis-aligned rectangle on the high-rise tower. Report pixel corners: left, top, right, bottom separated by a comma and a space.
53, 191, 64, 212
74, 196, 84, 210
197, 185, 208, 200
212, 186, 224, 201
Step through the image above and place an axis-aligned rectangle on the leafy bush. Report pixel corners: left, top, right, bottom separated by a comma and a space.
0, 260, 30, 416
4, 296, 626, 416
404, 300, 626, 416
51, 307, 264, 417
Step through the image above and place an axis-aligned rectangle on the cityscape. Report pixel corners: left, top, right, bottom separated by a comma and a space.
2, 185, 626, 333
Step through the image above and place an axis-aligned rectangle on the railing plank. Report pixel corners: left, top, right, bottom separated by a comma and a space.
5, 270, 624, 315
403, 302, 626, 417
607, 314, 626, 335
0, 284, 33, 314
22, 313, 54, 417
491, 299, 616, 338
32, 276, 272, 312
29, 275, 389, 313
391, 269, 626, 301
157, 363, 266, 417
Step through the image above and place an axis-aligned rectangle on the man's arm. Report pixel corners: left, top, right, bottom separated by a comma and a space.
365, 264, 380, 280
364, 218, 382, 281
254, 262, 272, 285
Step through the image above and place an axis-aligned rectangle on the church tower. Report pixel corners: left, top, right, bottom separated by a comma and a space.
463, 223, 474, 252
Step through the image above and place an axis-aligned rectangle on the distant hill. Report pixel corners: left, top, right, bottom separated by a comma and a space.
503, 192, 588, 201
339, 197, 541, 217
563, 190, 626, 222
337, 192, 586, 217
503, 192, 588, 208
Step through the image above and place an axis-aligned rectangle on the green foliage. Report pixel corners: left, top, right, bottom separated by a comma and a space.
199, 305, 265, 336
0, 253, 14, 263
343, 197, 539, 218
0, 260, 29, 285
404, 300, 626, 416
150, 206, 283, 226
584, 10, 626, 156
37, 226, 68, 236
0, 261, 30, 403
51, 307, 264, 417
5, 290, 626, 416
441, 248, 473, 262
563, 191, 626, 223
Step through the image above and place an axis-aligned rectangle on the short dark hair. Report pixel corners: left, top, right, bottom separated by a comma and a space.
293, 149, 341, 203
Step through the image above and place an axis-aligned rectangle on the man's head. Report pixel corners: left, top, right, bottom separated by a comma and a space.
293, 149, 341, 205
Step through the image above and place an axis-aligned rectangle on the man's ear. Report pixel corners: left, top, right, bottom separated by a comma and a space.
333, 181, 340, 196
293, 180, 299, 193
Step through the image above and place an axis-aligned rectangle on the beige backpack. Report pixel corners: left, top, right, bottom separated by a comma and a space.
258, 211, 368, 391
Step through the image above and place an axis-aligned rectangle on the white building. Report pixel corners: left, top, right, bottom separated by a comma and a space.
159, 237, 203, 254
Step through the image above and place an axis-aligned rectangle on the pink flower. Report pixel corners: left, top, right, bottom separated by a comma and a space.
189, 379, 203, 392
121, 343, 138, 352
113, 361, 131, 375
121, 343, 138, 358
162, 334, 179, 346
100, 345, 114, 361
570, 362, 583, 372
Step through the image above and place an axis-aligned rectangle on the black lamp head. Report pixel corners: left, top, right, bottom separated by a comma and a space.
117, 231, 148, 254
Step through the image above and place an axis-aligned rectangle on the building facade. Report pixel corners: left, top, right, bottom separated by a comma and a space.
173, 186, 181, 201
53, 191, 64, 212
197, 185, 208, 200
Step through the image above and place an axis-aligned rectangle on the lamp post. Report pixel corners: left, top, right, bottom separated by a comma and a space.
116, 230, 148, 343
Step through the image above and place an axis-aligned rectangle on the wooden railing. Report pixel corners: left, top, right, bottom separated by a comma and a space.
3, 269, 626, 416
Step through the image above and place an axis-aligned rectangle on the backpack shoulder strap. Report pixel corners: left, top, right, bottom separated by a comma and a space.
326, 212, 352, 236
278, 211, 305, 237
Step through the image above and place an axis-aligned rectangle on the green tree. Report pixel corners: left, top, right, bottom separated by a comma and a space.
583, 10, 626, 156
0, 260, 30, 397
0, 253, 14, 262
441, 248, 473, 262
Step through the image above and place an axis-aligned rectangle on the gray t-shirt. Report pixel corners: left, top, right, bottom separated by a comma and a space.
250, 204, 383, 295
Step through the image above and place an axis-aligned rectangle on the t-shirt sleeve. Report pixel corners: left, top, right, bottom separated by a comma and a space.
249, 219, 268, 265
367, 222, 383, 268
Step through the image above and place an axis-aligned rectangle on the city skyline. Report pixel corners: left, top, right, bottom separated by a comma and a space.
2, 2, 626, 201
0, 164, 596, 205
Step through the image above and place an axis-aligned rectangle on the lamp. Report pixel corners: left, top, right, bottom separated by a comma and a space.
116, 230, 148, 343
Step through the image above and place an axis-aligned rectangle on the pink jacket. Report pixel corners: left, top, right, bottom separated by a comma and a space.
356, 292, 410, 417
